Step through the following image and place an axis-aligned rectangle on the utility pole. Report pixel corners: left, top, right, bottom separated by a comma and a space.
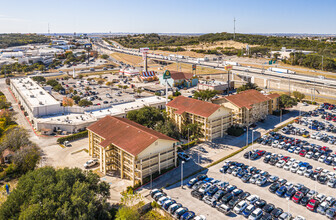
48, 23, 50, 35
233, 17, 236, 39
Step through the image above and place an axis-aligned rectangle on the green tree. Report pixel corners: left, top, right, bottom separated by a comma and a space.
0, 167, 111, 220
127, 106, 164, 129
236, 82, 261, 93
182, 123, 203, 140
115, 206, 139, 220
12, 145, 41, 174
154, 120, 180, 140
116, 189, 143, 220
0, 127, 31, 152
31, 76, 46, 83
273, 52, 281, 60
72, 95, 81, 104
78, 99, 93, 107
46, 79, 58, 87
292, 91, 305, 101
193, 89, 218, 101
279, 94, 298, 108
100, 54, 109, 59
53, 84, 64, 92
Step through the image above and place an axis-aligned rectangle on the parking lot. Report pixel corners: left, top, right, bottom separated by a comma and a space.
151, 105, 336, 220
50, 73, 154, 106
42, 138, 92, 169
162, 145, 332, 219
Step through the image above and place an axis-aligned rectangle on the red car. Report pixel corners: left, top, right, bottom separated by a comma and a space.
292, 191, 303, 203
299, 150, 307, 157
306, 199, 318, 211
256, 150, 266, 156
282, 156, 291, 162
322, 146, 329, 152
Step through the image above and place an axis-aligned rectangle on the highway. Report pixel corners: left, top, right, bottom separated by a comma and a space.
93, 39, 336, 88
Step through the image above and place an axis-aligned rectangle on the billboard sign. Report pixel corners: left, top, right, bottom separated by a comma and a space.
225, 65, 233, 70
163, 70, 171, 79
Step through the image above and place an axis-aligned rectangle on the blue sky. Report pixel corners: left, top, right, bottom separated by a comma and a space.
0, 0, 335, 34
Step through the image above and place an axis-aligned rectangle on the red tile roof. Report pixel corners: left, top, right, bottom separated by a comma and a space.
225, 89, 276, 109
267, 93, 280, 99
170, 71, 194, 80
87, 116, 177, 156
166, 96, 221, 117
2, 149, 14, 158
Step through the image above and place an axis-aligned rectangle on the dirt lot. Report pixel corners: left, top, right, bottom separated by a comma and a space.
110, 52, 144, 66
162, 63, 226, 75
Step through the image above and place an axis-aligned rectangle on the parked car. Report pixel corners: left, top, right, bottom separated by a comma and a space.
83, 158, 98, 169
178, 152, 190, 161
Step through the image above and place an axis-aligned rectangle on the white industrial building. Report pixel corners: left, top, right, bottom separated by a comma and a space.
198, 80, 234, 93
10, 77, 167, 135
10, 78, 62, 119
271, 47, 315, 59
36, 96, 167, 134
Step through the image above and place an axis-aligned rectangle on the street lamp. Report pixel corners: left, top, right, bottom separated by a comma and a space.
252, 130, 256, 151
188, 128, 190, 144
181, 161, 185, 188
150, 168, 152, 190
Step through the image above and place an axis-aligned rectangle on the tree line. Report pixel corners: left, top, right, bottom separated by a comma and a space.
0, 34, 50, 49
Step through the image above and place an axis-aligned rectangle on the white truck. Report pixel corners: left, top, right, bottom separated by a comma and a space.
223, 61, 241, 66
268, 67, 296, 74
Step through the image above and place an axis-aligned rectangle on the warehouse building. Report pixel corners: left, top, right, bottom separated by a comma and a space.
35, 96, 167, 134
198, 80, 234, 93
166, 96, 232, 141
213, 89, 280, 126
87, 116, 178, 186
10, 78, 62, 120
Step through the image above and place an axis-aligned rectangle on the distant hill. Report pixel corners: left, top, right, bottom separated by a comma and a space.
0, 34, 50, 49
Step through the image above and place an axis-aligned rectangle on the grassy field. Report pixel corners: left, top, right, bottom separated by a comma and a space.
271, 90, 336, 105
160, 62, 226, 75
110, 52, 143, 66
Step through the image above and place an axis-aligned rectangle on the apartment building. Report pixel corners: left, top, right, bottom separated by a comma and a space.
166, 96, 232, 141
213, 90, 280, 126
87, 116, 178, 186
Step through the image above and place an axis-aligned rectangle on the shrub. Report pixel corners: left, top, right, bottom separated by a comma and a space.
227, 126, 244, 137
181, 140, 198, 150
57, 130, 88, 144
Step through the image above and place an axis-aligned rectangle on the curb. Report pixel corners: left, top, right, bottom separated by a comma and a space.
8, 87, 47, 138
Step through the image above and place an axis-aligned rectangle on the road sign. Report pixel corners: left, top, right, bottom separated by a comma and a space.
192, 64, 196, 70
269, 60, 276, 65
140, 47, 150, 53
225, 65, 233, 70
163, 70, 171, 79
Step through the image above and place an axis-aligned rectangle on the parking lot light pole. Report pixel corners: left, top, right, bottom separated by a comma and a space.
181, 161, 185, 188
252, 130, 256, 152
150, 168, 152, 190
286, 197, 290, 216
198, 146, 200, 164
